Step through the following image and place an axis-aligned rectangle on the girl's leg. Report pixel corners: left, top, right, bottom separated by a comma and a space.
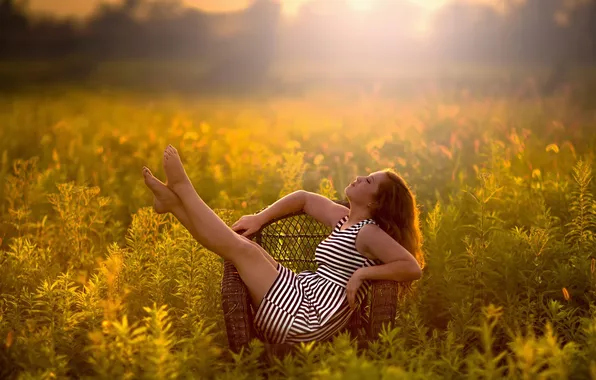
142, 168, 277, 268
143, 150, 279, 308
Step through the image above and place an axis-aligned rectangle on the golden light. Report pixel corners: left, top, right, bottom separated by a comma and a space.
31, 0, 460, 19
407, 0, 450, 10
347, 0, 374, 12
345, 0, 450, 13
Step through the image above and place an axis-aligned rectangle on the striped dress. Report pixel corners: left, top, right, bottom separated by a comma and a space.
253, 215, 382, 344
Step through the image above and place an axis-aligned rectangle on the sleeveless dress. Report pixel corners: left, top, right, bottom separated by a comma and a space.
253, 215, 382, 344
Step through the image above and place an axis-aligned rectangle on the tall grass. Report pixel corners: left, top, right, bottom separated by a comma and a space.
0, 84, 595, 378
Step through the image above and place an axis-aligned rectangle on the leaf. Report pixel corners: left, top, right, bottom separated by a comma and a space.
546, 144, 559, 153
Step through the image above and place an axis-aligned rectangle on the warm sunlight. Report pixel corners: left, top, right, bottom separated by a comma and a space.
347, 0, 373, 12
407, 0, 450, 10
5, 0, 596, 376
348, 0, 449, 12
29, 0, 456, 19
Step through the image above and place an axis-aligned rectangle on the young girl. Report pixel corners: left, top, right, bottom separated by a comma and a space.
143, 145, 423, 344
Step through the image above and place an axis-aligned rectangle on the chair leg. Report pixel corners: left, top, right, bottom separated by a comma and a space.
368, 280, 399, 340
221, 260, 257, 353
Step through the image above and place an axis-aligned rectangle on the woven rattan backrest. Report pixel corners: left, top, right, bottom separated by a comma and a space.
253, 200, 350, 273
255, 212, 331, 273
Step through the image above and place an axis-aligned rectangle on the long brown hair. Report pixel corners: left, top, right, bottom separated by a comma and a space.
369, 169, 425, 270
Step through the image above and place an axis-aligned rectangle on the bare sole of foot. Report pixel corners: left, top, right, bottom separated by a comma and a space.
142, 166, 181, 214
162, 145, 192, 192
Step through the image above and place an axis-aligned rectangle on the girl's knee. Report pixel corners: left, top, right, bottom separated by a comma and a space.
229, 235, 253, 253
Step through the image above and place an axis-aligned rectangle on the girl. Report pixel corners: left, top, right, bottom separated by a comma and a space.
142, 145, 423, 344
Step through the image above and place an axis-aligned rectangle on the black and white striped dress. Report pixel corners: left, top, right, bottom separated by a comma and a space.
253, 215, 382, 344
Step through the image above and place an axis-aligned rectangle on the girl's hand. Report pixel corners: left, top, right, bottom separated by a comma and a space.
231, 214, 265, 237
346, 269, 364, 311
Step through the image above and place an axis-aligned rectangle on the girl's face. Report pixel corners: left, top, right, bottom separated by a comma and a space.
344, 171, 387, 206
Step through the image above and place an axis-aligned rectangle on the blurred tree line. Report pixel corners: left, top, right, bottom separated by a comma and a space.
0, 0, 279, 60
0, 0, 280, 90
0, 0, 595, 89
431, 0, 596, 64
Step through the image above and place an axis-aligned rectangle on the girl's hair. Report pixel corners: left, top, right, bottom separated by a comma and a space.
369, 169, 425, 270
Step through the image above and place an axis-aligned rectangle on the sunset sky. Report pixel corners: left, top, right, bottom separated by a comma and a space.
28, 0, 455, 18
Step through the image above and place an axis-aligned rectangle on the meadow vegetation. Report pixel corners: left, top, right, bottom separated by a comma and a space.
0, 77, 595, 378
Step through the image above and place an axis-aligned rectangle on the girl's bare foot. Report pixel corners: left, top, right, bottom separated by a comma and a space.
142, 166, 181, 214
163, 145, 192, 192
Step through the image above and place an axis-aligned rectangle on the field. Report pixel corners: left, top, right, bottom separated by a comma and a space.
1, 70, 596, 379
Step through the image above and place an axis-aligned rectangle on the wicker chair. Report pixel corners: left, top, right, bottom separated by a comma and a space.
221, 201, 400, 358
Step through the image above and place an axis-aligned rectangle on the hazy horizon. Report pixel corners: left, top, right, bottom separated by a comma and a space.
27, 0, 464, 19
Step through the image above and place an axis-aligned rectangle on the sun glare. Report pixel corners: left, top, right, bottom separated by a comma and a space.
347, 0, 373, 12
346, 0, 449, 13
407, 0, 450, 10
